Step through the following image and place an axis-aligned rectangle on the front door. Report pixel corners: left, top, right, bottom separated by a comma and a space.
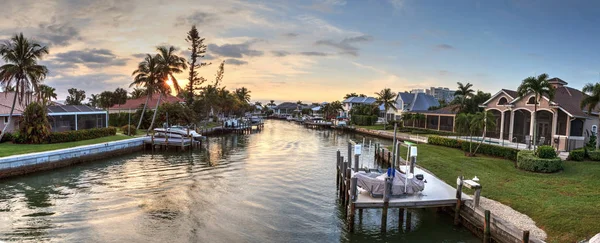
537, 122, 550, 144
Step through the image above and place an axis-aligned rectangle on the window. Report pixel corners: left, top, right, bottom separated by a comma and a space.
527, 96, 538, 105
593, 125, 598, 134
3, 117, 7, 124
497, 97, 508, 105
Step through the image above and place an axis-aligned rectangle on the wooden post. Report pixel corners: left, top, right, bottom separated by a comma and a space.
381, 176, 391, 232
522, 230, 530, 243
395, 142, 401, 169
348, 142, 352, 166
474, 188, 482, 208
454, 176, 463, 225
354, 154, 359, 172
387, 151, 391, 165
345, 168, 351, 207
336, 151, 341, 188
484, 210, 491, 243
348, 177, 357, 232
410, 156, 416, 174
399, 208, 405, 230
406, 210, 412, 231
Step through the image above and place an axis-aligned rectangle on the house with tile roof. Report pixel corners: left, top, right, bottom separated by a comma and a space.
108, 93, 184, 113
481, 77, 599, 151
0, 92, 108, 133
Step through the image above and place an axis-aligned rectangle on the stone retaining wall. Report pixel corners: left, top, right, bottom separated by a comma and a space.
0, 137, 144, 179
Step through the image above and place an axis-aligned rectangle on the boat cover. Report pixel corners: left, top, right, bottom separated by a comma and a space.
354, 169, 425, 196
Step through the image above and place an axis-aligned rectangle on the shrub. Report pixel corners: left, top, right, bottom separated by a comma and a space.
587, 150, 600, 161
18, 102, 51, 144
121, 125, 137, 136
351, 115, 378, 126
47, 127, 117, 144
517, 150, 563, 173
568, 149, 585, 161
428, 136, 518, 161
536, 145, 557, 159
428, 136, 463, 148
0, 132, 13, 143
109, 113, 132, 127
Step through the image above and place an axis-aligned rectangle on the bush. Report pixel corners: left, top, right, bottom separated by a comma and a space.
109, 113, 132, 127
351, 115, 378, 126
47, 127, 117, 144
587, 150, 600, 161
537, 145, 557, 159
517, 150, 563, 173
568, 149, 585, 161
428, 136, 463, 148
121, 125, 137, 136
428, 136, 519, 161
0, 132, 13, 143
19, 102, 51, 144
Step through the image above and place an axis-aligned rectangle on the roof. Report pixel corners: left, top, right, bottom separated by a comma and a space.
110, 93, 184, 110
47, 105, 105, 114
275, 102, 299, 110
554, 86, 590, 117
502, 89, 518, 99
397, 92, 440, 111
0, 92, 27, 116
548, 77, 568, 86
413, 104, 459, 115
342, 96, 376, 104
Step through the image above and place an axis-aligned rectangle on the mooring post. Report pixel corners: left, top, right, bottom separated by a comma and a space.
522, 230, 530, 243
348, 177, 357, 232
344, 168, 351, 207
395, 142, 401, 169
399, 208, 405, 230
347, 142, 352, 166
336, 151, 341, 188
339, 156, 345, 193
474, 187, 482, 208
387, 151, 391, 165
406, 210, 412, 231
381, 176, 391, 232
484, 210, 491, 243
410, 156, 416, 174
454, 175, 463, 225
354, 154, 359, 172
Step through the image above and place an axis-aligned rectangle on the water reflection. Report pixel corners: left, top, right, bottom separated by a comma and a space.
0, 120, 477, 242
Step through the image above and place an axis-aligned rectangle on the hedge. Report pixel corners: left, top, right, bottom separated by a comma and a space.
121, 125, 137, 136
47, 127, 117, 144
428, 136, 519, 161
399, 127, 456, 136
568, 149, 585, 161
351, 115, 378, 126
587, 150, 600, 161
517, 150, 563, 173
537, 145, 556, 159
0, 132, 12, 143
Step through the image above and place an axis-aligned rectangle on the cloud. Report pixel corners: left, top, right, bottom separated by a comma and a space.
306, 0, 347, 13
175, 10, 219, 26
438, 70, 451, 76
52, 48, 129, 68
282, 32, 299, 38
435, 44, 455, 50
299, 52, 330, 56
315, 35, 373, 56
131, 53, 148, 59
208, 41, 263, 58
46, 73, 130, 99
271, 50, 290, 57
36, 21, 81, 46
225, 58, 248, 65
388, 0, 405, 10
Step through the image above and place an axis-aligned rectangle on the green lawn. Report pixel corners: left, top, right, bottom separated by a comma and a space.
395, 144, 599, 243
0, 135, 132, 157
356, 124, 391, 130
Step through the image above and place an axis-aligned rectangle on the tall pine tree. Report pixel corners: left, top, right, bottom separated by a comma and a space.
185, 25, 210, 105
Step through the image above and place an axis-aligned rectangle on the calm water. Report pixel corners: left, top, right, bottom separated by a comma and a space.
0, 120, 478, 242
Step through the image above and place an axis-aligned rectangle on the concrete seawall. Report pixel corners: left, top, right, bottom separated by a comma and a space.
0, 137, 145, 179
343, 127, 429, 144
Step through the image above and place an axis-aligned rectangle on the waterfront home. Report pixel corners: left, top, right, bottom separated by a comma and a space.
384, 91, 440, 121
108, 93, 184, 113
274, 102, 298, 115
401, 104, 458, 132
342, 96, 377, 118
0, 92, 108, 133
481, 78, 598, 150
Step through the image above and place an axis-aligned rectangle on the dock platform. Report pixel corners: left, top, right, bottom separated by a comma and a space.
143, 136, 201, 151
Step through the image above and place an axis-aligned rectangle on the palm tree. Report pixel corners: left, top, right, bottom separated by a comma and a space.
453, 82, 474, 113
147, 46, 187, 133
235, 87, 251, 103
375, 88, 397, 129
470, 111, 496, 155
517, 73, 555, 150
269, 100, 275, 106
580, 83, 600, 149
37, 84, 56, 106
0, 33, 49, 140
88, 94, 99, 108
131, 54, 163, 130
401, 113, 413, 127
130, 88, 146, 99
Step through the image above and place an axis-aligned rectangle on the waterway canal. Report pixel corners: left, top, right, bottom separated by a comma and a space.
0, 120, 478, 242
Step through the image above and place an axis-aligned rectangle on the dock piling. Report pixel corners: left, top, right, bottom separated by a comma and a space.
348, 177, 357, 232
381, 176, 392, 232
522, 230, 530, 243
454, 175, 463, 225
406, 210, 412, 231
484, 210, 491, 243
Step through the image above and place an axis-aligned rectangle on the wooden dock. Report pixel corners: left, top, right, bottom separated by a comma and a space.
144, 136, 201, 151
336, 141, 473, 233
303, 121, 333, 129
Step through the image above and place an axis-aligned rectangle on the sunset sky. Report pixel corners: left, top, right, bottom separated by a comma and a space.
1, 0, 600, 104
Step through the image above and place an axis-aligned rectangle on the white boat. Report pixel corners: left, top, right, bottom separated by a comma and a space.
250, 116, 262, 124
224, 118, 239, 128
154, 126, 204, 141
